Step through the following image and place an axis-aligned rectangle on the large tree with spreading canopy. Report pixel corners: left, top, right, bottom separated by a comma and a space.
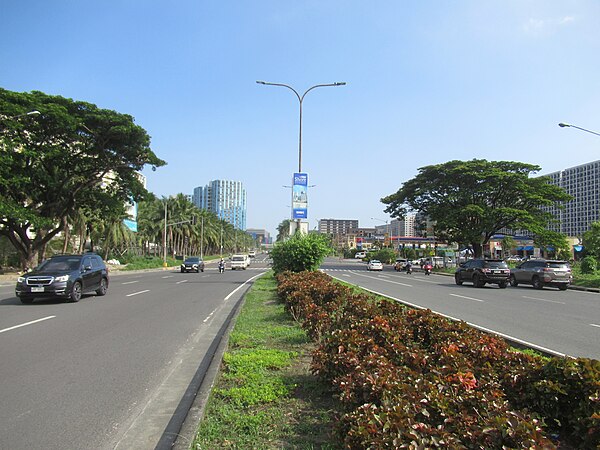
0, 88, 166, 268
381, 159, 571, 257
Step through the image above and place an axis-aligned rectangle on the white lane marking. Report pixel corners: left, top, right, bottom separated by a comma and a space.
0, 316, 56, 334
342, 274, 351, 278
126, 290, 150, 297
522, 296, 565, 305
591, 324, 600, 329
329, 274, 567, 358
349, 271, 412, 287
449, 293, 484, 303
224, 272, 266, 301
176, 280, 188, 284
203, 307, 218, 323
378, 275, 390, 279
162, 276, 174, 279
121, 281, 139, 285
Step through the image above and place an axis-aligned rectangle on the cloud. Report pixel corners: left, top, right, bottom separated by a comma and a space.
523, 15, 576, 35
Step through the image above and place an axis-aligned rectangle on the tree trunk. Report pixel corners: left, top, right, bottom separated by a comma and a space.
471, 242, 483, 258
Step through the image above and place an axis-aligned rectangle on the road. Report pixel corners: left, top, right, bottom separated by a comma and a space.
0, 258, 269, 450
321, 258, 600, 360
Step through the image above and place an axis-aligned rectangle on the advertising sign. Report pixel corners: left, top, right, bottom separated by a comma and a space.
292, 172, 308, 219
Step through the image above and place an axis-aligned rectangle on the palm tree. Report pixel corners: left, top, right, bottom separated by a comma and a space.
277, 219, 292, 242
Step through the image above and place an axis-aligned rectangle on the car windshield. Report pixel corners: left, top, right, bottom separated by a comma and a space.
185, 258, 200, 263
483, 261, 508, 269
370, 260, 381, 264
37, 258, 81, 272
546, 261, 569, 269
232, 256, 244, 261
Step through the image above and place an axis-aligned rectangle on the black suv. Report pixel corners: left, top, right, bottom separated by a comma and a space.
15, 254, 109, 304
180, 256, 205, 273
455, 259, 510, 288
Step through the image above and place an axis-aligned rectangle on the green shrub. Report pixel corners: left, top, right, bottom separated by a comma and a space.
581, 256, 598, 274
270, 233, 331, 273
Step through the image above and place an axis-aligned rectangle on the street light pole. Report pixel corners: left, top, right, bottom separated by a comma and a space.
371, 217, 390, 248
558, 122, 600, 137
257, 80, 346, 234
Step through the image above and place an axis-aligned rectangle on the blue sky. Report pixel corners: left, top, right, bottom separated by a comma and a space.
2, 1, 599, 237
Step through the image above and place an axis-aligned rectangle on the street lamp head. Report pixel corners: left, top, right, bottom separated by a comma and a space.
27, 110, 41, 116
334, 82, 347, 86
558, 123, 570, 128
256, 81, 267, 85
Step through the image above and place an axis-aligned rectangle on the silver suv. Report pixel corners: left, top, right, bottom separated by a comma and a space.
509, 259, 572, 290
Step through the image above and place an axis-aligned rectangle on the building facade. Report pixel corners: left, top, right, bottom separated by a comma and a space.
318, 219, 359, 235
542, 160, 600, 238
193, 180, 247, 230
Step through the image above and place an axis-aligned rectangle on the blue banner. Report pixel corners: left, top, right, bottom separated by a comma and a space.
292, 172, 308, 219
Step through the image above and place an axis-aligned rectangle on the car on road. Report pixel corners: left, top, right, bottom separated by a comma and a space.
454, 259, 510, 288
509, 259, 572, 290
367, 260, 383, 271
394, 258, 408, 271
181, 256, 205, 273
230, 254, 249, 270
355, 251, 366, 259
15, 253, 109, 303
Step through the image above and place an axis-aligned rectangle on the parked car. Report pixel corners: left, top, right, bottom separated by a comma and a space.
15, 253, 109, 303
367, 260, 383, 271
454, 259, 510, 288
230, 254, 249, 270
394, 258, 408, 271
509, 259, 572, 290
355, 251, 367, 259
181, 256, 205, 273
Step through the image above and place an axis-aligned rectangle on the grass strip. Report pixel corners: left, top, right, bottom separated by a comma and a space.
191, 272, 341, 449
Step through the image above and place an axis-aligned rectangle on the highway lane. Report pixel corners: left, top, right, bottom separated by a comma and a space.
0, 260, 269, 450
321, 258, 600, 360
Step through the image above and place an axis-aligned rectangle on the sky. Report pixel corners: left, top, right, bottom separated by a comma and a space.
2, 1, 600, 238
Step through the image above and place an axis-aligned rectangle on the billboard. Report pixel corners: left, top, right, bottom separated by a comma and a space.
292, 172, 308, 219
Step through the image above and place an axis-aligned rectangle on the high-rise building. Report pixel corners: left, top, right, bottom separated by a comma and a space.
542, 160, 600, 237
193, 180, 247, 230
318, 219, 358, 235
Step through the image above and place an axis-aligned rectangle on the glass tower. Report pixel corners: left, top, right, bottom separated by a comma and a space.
193, 180, 247, 230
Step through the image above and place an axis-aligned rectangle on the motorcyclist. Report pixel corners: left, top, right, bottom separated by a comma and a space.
405, 261, 413, 274
218, 258, 225, 272
423, 262, 433, 275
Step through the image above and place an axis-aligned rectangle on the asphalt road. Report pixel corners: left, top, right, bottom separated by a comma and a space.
0, 258, 269, 450
321, 258, 600, 360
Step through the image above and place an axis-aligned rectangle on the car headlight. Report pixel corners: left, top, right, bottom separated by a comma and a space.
17, 276, 25, 283
55, 274, 70, 282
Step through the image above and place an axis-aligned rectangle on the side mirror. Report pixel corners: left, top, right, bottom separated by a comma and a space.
459, 263, 466, 268
83, 264, 92, 271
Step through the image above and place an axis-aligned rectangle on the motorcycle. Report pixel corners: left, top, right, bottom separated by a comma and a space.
405, 264, 413, 275
423, 264, 433, 275
218, 262, 225, 273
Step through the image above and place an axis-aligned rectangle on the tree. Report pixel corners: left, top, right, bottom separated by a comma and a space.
500, 235, 516, 258
270, 232, 331, 273
381, 160, 571, 258
582, 221, 600, 259
0, 88, 165, 268
276, 219, 292, 242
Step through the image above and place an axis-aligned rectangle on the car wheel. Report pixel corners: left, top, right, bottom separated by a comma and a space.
201, 268, 204, 272
454, 274, 463, 285
95, 278, 108, 296
181, 268, 185, 273
509, 275, 518, 287
498, 281, 507, 289
473, 274, 485, 288
70, 281, 82, 302
532, 276, 544, 290
558, 284, 568, 291
20, 296, 34, 304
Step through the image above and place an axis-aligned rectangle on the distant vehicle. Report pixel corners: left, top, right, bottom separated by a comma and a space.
505, 255, 523, 263
367, 260, 383, 271
355, 251, 366, 259
15, 253, 109, 303
394, 258, 408, 271
181, 256, 205, 273
510, 259, 572, 290
455, 259, 510, 288
248, 250, 256, 258
230, 254, 249, 270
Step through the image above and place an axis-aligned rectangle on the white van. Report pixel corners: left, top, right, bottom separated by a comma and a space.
230, 254, 249, 270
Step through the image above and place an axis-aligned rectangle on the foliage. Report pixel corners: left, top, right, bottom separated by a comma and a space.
270, 232, 331, 274
276, 219, 292, 242
381, 159, 571, 257
582, 221, 600, 259
369, 248, 396, 264
0, 88, 165, 269
275, 271, 600, 448
531, 229, 571, 260
580, 256, 598, 275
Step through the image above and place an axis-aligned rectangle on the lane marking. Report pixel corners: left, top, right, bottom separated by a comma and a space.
126, 290, 150, 297
378, 275, 390, 279
203, 307, 218, 323
176, 280, 188, 284
0, 316, 56, 334
349, 271, 412, 287
591, 324, 600, 328
342, 274, 351, 278
224, 271, 266, 301
449, 293, 484, 303
121, 281, 139, 285
162, 276, 174, 279
522, 295, 565, 305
